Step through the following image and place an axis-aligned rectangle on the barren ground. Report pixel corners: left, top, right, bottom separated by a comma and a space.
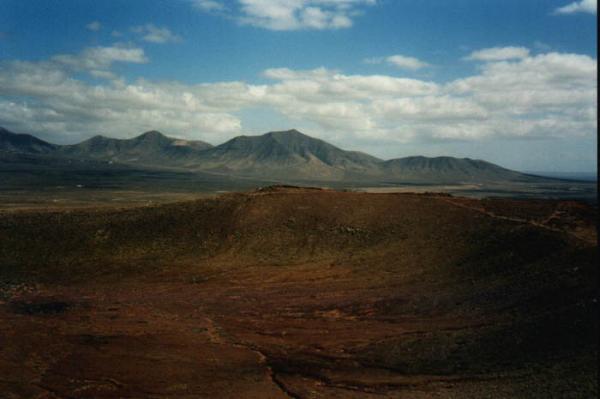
0, 187, 597, 398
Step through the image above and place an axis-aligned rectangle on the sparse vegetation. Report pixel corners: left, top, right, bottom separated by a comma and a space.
0, 188, 596, 398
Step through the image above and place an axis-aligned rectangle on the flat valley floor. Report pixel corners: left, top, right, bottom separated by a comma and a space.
0, 188, 597, 398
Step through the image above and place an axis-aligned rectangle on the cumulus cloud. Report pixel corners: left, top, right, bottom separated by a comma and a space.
262, 67, 438, 98
260, 67, 439, 133
465, 46, 530, 61
262, 55, 595, 142
0, 44, 596, 146
132, 24, 182, 43
86, 21, 102, 31
447, 52, 596, 138
191, 0, 376, 30
0, 45, 245, 142
366, 55, 430, 70
554, 0, 597, 14
0, 63, 242, 142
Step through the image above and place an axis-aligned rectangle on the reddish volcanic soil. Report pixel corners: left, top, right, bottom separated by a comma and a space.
0, 187, 597, 398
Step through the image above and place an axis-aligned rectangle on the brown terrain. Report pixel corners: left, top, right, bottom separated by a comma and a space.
0, 187, 597, 398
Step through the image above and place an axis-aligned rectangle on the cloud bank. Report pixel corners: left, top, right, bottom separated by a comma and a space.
191, 0, 377, 30
0, 45, 596, 147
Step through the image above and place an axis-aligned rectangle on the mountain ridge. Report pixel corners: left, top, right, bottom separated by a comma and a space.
0, 126, 58, 154
0, 126, 550, 183
55, 130, 213, 166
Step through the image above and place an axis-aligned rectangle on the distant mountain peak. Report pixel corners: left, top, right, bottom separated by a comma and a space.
266, 129, 309, 139
138, 130, 164, 137
134, 130, 168, 141
88, 134, 109, 141
268, 128, 302, 134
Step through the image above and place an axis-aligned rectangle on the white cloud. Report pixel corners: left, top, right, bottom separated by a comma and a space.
191, 0, 226, 11
366, 55, 430, 70
132, 24, 182, 43
263, 67, 439, 98
0, 64, 242, 142
192, 0, 376, 30
0, 45, 596, 146
465, 46, 530, 61
51, 45, 148, 74
554, 0, 597, 14
86, 21, 102, 31
372, 96, 489, 122
447, 52, 596, 139
386, 55, 429, 70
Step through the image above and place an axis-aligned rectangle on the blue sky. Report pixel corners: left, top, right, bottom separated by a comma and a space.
0, 0, 597, 172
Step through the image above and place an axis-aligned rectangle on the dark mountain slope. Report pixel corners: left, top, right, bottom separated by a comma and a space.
0, 127, 57, 154
192, 130, 544, 183
381, 156, 534, 183
266, 129, 381, 166
57, 130, 213, 166
194, 129, 382, 180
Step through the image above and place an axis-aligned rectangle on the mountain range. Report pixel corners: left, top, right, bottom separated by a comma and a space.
57, 130, 213, 166
0, 126, 543, 183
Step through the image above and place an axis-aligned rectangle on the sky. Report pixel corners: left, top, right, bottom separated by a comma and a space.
0, 0, 597, 172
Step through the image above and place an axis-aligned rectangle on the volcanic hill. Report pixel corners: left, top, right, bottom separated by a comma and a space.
0, 187, 596, 398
